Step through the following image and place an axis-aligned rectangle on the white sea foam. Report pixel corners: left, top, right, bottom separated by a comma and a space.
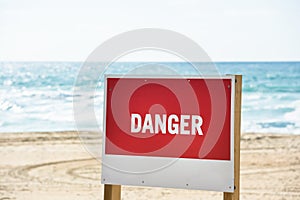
284, 100, 300, 130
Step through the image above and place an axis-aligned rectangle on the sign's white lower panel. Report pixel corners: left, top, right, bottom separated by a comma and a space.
102, 155, 234, 192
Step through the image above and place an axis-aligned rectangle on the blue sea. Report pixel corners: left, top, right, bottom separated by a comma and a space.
0, 61, 299, 134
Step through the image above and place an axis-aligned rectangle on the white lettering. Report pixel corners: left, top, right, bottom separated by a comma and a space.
130, 113, 204, 135
155, 114, 167, 134
131, 113, 142, 133
142, 114, 154, 133
180, 115, 190, 135
191, 115, 203, 135
168, 114, 179, 134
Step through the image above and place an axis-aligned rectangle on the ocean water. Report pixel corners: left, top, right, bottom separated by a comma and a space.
0, 61, 299, 134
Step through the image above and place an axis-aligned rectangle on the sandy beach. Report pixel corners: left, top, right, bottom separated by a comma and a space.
0, 131, 299, 200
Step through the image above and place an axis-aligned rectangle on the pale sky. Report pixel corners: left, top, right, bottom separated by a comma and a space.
0, 0, 299, 62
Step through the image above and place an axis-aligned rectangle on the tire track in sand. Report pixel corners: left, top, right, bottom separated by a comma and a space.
6, 158, 101, 186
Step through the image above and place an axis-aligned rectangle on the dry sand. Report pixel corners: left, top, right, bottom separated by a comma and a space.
0, 131, 299, 200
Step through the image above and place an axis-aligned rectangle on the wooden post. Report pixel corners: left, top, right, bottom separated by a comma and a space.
104, 184, 121, 200
224, 75, 242, 200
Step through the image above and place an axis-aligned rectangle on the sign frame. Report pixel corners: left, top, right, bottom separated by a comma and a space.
101, 75, 241, 199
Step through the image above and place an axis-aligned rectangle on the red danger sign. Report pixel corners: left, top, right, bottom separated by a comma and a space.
104, 77, 233, 160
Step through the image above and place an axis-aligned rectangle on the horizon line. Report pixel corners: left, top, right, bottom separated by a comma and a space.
1, 60, 300, 63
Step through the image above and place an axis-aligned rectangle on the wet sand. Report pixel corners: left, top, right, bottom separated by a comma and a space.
0, 131, 299, 199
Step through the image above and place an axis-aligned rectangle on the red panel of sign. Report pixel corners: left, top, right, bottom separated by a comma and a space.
105, 77, 232, 160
